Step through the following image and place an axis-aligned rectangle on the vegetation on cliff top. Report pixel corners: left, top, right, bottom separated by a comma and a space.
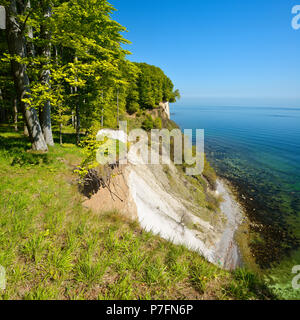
0, 0, 179, 150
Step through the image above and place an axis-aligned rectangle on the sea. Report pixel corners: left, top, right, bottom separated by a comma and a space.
171, 105, 300, 298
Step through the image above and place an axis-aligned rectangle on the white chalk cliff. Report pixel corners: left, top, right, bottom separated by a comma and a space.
86, 129, 244, 270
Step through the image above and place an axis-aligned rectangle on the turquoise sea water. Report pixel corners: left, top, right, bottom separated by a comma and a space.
171, 105, 300, 271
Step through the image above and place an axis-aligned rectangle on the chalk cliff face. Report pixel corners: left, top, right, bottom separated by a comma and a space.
127, 157, 243, 270
159, 101, 170, 119
84, 130, 244, 270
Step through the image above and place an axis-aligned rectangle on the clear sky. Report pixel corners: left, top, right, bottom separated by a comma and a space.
110, 0, 300, 107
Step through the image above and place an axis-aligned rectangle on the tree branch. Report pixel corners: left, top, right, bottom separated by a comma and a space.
20, 8, 32, 33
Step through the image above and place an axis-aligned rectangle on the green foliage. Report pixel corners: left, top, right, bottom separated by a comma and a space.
11, 153, 51, 167
77, 124, 127, 178
1, 0, 180, 153
221, 268, 269, 300
127, 101, 140, 115
154, 117, 162, 129
203, 155, 218, 190
1, 0, 137, 139
128, 63, 180, 110
141, 115, 163, 131
142, 115, 155, 131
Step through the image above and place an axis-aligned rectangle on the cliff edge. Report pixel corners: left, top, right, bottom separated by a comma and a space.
83, 129, 244, 270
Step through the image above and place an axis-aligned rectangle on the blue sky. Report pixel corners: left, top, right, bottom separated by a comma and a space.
111, 0, 300, 107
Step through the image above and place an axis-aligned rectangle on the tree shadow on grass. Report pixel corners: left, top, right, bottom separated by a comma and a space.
52, 130, 78, 145
0, 130, 30, 154
0, 125, 81, 166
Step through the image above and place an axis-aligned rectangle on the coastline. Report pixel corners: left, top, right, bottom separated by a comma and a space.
216, 176, 261, 273
213, 178, 244, 270
127, 158, 248, 270
85, 128, 251, 271
166, 118, 248, 270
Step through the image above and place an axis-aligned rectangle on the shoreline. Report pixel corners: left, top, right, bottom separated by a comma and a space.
213, 178, 244, 270
206, 159, 299, 269
86, 128, 253, 271
127, 159, 248, 270
215, 175, 262, 273
167, 118, 253, 270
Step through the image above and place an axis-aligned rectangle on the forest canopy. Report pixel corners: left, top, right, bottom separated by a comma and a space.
0, 0, 180, 151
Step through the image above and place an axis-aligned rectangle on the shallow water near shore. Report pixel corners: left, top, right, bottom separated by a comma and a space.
172, 105, 300, 297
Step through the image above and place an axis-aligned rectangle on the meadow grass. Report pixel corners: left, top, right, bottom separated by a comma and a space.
0, 125, 274, 300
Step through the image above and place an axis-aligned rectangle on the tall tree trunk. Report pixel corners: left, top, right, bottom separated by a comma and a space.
76, 104, 80, 145
26, 0, 35, 58
71, 111, 75, 128
74, 56, 80, 145
70, 87, 75, 128
117, 88, 119, 127
24, 0, 33, 138
101, 90, 104, 127
24, 123, 29, 136
74, 86, 80, 145
6, 0, 48, 151
76, 103, 80, 144
40, 4, 54, 146
59, 122, 62, 145
42, 100, 54, 146
13, 97, 18, 131
0, 89, 4, 123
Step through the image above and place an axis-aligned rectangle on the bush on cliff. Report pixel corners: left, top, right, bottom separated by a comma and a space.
203, 155, 218, 190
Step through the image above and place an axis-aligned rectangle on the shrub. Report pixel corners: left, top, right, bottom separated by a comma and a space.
127, 102, 140, 115
142, 115, 154, 131
203, 155, 217, 190
154, 117, 162, 129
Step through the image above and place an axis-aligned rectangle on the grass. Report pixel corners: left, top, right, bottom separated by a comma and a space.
0, 124, 274, 300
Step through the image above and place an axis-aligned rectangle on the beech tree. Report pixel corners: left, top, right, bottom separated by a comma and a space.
5, 0, 48, 151
0, 0, 180, 151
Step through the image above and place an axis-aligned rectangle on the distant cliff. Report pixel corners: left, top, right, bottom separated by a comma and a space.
159, 101, 170, 119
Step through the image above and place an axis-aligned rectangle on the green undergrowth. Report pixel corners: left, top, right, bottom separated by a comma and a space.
0, 125, 274, 300
263, 250, 300, 300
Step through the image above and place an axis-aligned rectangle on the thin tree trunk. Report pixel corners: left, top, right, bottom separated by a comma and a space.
117, 88, 119, 127
70, 87, 75, 128
72, 111, 75, 128
74, 56, 80, 145
101, 90, 104, 127
74, 83, 80, 144
24, 0, 35, 139
76, 101, 80, 145
59, 122, 62, 145
0, 89, 3, 123
6, 0, 48, 151
42, 100, 54, 146
13, 97, 18, 131
24, 123, 29, 136
41, 5, 54, 146
26, 1, 35, 58
0, 89, 7, 123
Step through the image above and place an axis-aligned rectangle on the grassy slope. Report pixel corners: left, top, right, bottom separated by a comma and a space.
0, 125, 273, 300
